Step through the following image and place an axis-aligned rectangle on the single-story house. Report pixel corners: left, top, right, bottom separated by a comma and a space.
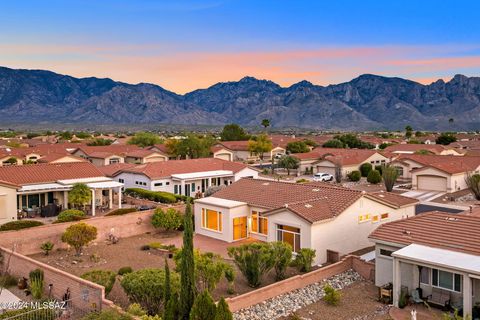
212, 141, 286, 162
0, 162, 124, 224
382, 144, 462, 156
369, 211, 480, 318
194, 178, 418, 265
391, 155, 480, 192
103, 158, 259, 197
293, 148, 389, 176
124, 149, 169, 164
37, 153, 86, 164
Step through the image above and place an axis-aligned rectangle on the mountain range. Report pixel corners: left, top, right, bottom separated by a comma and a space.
0, 66, 479, 130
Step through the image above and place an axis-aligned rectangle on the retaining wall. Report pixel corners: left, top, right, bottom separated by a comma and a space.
225, 255, 375, 312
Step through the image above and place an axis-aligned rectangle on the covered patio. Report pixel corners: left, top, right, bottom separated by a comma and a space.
392, 244, 480, 319
17, 178, 123, 218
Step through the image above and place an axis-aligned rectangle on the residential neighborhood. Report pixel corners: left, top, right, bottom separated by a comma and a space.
1, 1, 480, 319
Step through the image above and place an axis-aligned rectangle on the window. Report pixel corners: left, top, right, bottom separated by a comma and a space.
277, 225, 300, 252
358, 214, 371, 223
109, 158, 120, 164
372, 215, 379, 223
191, 183, 196, 192
251, 211, 268, 235
166, 182, 170, 185
118, 178, 124, 183
379, 249, 393, 257
420, 267, 430, 285
154, 182, 163, 187
395, 166, 404, 177
174, 185, 178, 194
380, 213, 389, 220
432, 268, 462, 292
201, 208, 222, 232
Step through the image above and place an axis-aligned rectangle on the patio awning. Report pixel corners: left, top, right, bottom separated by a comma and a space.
18, 183, 70, 193
392, 243, 480, 275
171, 170, 233, 181
86, 181, 124, 189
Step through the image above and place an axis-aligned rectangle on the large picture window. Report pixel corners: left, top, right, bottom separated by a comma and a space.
429, 268, 461, 292
277, 225, 300, 252
251, 211, 268, 235
201, 208, 222, 232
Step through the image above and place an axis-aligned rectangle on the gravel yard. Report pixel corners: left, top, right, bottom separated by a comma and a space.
233, 270, 391, 320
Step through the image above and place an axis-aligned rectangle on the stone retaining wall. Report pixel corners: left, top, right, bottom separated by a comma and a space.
226, 255, 375, 312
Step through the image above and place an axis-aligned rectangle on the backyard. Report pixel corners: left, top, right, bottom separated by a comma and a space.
29, 232, 306, 308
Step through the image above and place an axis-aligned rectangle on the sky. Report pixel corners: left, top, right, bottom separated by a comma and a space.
1, 0, 480, 93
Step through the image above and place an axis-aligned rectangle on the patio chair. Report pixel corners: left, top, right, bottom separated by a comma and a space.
411, 289, 424, 304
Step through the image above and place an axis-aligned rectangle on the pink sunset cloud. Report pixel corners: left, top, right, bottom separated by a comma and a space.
1, 43, 479, 93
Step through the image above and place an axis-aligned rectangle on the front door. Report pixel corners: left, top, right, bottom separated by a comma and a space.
233, 217, 248, 240
184, 184, 191, 197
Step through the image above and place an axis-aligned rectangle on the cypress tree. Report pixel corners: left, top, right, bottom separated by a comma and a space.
164, 293, 177, 320
189, 290, 216, 320
163, 257, 172, 319
179, 200, 195, 320
214, 297, 233, 320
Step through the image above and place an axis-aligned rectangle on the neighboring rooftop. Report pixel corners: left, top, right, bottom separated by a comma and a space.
0, 162, 105, 186
369, 211, 480, 256
399, 154, 480, 174
112, 158, 249, 179
292, 147, 382, 165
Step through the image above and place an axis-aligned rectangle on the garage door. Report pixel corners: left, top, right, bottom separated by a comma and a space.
417, 175, 447, 192
215, 153, 232, 161
316, 165, 336, 176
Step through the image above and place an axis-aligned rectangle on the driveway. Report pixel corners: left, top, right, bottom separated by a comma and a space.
401, 190, 445, 202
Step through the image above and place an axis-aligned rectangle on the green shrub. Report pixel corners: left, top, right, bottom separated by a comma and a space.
124, 188, 177, 204
294, 248, 316, 272
323, 283, 341, 306
121, 268, 179, 315
127, 303, 146, 316
271, 241, 293, 281
0, 274, 18, 288
151, 208, 183, 231
359, 163, 372, 177
81, 309, 133, 320
106, 208, 137, 216
296, 178, 309, 184
56, 209, 86, 223
215, 297, 233, 320
0, 220, 43, 231
40, 241, 54, 256
118, 266, 133, 276
367, 170, 382, 184
189, 290, 216, 320
61, 223, 97, 256
29, 269, 44, 299
224, 266, 235, 294
81, 270, 116, 295
347, 170, 361, 182
374, 165, 384, 175
228, 242, 275, 288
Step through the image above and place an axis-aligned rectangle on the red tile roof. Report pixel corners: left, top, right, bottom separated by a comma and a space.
72, 145, 143, 157
98, 163, 137, 177
0, 162, 106, 185
383, 144, 449, 154
37, 153, 86, 163
210, 179, 416, 223
114, 158, 249, 179
399, 154, 480, 174
369, 211, 480, 256
293, 148, 383, 165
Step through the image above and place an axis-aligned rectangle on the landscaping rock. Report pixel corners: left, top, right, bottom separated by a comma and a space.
233, 269, 362, 320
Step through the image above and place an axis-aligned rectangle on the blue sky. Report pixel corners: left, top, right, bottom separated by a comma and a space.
1, 0, 480, 93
